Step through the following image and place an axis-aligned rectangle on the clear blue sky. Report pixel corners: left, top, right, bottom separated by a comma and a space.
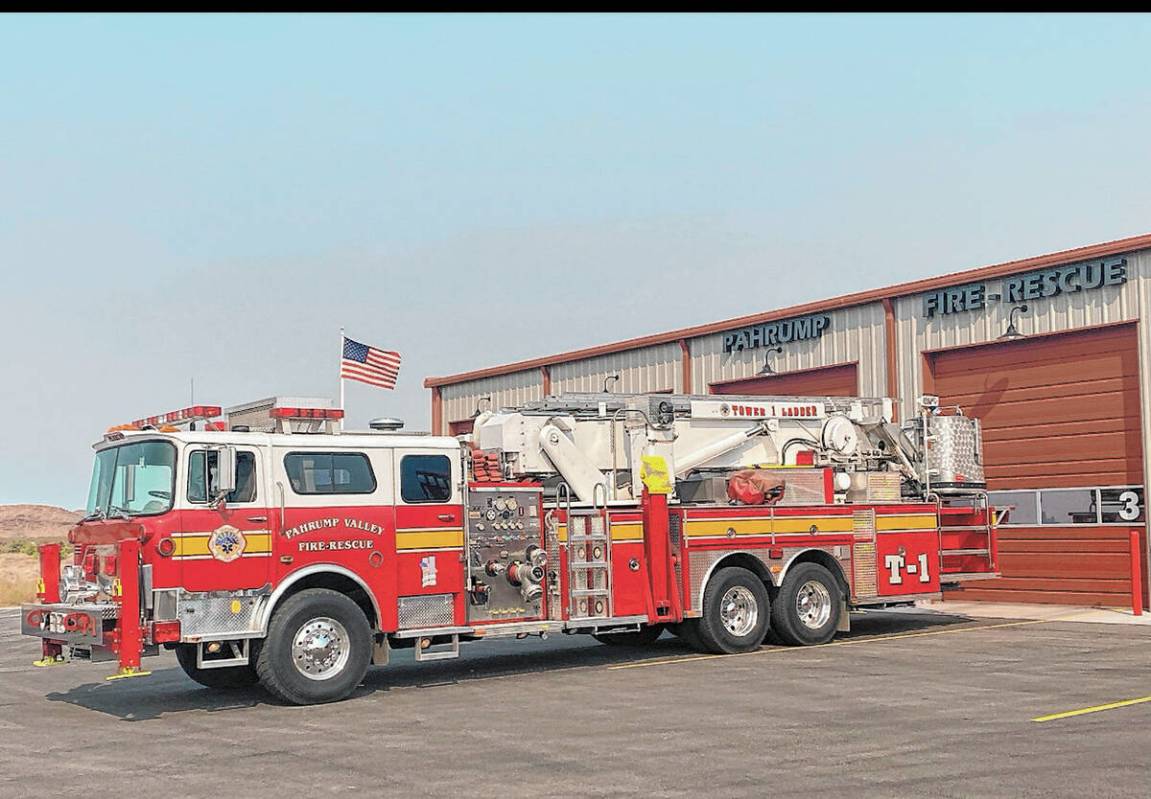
3, 14, 1151, 506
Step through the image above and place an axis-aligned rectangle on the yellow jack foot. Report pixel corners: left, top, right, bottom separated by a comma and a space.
106, 667, 152, 681
32, 657, 65, 667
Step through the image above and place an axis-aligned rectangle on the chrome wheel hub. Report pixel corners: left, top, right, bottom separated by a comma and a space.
795, 580, 832, 630
719, 586, 758, 637
292, 617, 350, 680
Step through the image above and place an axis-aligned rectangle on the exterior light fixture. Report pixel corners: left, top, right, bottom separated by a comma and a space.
758, 346, 784, 375
472, 396, 492, 417
998, 304, 1029, 341
603, 374, 621, 393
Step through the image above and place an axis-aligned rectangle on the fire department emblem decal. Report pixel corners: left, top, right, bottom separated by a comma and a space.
208, 525, 247, 563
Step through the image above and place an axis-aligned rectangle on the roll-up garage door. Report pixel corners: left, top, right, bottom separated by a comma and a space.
710, 362, 859, 397
448, 419, 475, 436
927, 324, 1147, 608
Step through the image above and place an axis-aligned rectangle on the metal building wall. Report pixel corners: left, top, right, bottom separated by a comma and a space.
551, 342, 682, 395
441, 369, 543, 428
891, 249, 1148, 422
688, 302, 888, 396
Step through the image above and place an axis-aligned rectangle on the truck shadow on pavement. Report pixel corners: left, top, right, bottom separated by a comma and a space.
44, 609, 978, 722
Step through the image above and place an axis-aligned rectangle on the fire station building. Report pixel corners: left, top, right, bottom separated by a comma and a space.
426, 233, 1151, 610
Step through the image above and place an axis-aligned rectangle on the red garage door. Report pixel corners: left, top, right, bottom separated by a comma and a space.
928, 324, 1147, 608
448, 419, 475, 436
711, 362, 859, 397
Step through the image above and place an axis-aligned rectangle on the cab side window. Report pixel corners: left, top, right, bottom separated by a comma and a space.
400, 454, 453, 503
284, 452, 377, 495
188, 451, 258, 504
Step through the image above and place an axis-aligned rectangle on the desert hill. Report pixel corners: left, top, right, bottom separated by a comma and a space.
0, 504, 83, 542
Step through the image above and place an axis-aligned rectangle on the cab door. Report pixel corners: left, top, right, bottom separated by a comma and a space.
391, 448, 466, 628
179, 445, 272, 592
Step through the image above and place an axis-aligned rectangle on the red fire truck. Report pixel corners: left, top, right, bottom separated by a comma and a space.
22, 392, 997, 704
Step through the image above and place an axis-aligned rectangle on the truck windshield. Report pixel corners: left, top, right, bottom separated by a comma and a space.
86, 440, 177, 518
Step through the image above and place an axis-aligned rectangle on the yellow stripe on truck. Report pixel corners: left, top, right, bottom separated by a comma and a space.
684, 517, 854, 538
875, 514, 938, 532
173, 533, 272, 558
396, 529, 465, 550
555, 524, 644, 543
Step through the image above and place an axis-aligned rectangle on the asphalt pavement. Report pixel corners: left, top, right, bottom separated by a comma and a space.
1, 606, 1148, 798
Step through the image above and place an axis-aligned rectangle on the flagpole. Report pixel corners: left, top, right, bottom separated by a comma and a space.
339, 327, 346, 432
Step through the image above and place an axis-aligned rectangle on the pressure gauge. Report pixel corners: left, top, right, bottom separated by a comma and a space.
506, 497, 518, 511
485, 509, 497, 521
494, 498, 507, 511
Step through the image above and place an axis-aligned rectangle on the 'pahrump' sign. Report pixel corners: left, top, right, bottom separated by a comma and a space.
723, 313, 830, 353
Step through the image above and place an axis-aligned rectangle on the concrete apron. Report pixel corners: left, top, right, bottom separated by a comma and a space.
919, 599, 1151, 626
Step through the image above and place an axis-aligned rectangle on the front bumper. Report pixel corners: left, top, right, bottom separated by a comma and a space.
21, 602, 120, 647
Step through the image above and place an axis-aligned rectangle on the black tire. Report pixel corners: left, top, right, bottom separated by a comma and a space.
670, 619, 707, 652
592, 624, 664, 646
770, 562, 842, 646
174, 644, 260, 689
255, 588, 372, 705
695, 567, 770, 654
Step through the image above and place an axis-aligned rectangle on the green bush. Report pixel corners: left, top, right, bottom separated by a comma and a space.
2, 539, 71, 557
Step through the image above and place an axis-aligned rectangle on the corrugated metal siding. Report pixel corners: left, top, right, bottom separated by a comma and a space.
690, 302, 887, 396
893, 251, 1146, 421
551, 343, 681, 395
441, 370, 543, 427
899, 247, 1151, 609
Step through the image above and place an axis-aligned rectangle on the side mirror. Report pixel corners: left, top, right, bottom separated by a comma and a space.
122, 464, 136, 504
213, 446, 237, 503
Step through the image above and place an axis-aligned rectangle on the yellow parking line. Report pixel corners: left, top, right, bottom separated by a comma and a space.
1032, 695, 1151, 723
607, 618, 1054, 671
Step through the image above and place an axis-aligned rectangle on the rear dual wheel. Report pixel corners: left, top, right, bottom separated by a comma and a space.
687, 566, 770, 655
770, 562, 842, 646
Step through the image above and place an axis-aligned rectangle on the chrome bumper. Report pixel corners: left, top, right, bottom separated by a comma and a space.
20, 602, 119, 647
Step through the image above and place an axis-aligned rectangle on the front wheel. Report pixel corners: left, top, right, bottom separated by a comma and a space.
694, 567, 770, 654
770, 562, 842, 646
174, 644, 260, 689
255, 588, 372, 705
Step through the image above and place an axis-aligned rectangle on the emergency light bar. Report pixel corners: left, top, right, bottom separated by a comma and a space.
269, 407, 345, 420
124, 405, 223, 429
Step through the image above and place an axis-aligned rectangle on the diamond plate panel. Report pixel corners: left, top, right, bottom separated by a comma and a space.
866, 472, 903, 502
853, 542, 877, 597
154, 589, 179, 621
178, 594, 262, 637
398, 594, 455, 629
670, 514, 683, 590
761, 468, 826, 505
927, 415, 985, 488
545, 514, 563, 621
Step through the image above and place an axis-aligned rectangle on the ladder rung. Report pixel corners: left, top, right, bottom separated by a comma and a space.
569, 562, 609, 569
942, 548, 991, 556
570, 589, 611, 597
568, 534, 608, 542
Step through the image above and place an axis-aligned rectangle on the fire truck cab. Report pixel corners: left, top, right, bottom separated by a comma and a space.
23, 393, 999, 705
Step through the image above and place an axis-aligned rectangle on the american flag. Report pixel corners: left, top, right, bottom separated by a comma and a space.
341, 336, 401, 390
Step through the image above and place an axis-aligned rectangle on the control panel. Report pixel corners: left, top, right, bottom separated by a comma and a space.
465, 485, 546, 624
